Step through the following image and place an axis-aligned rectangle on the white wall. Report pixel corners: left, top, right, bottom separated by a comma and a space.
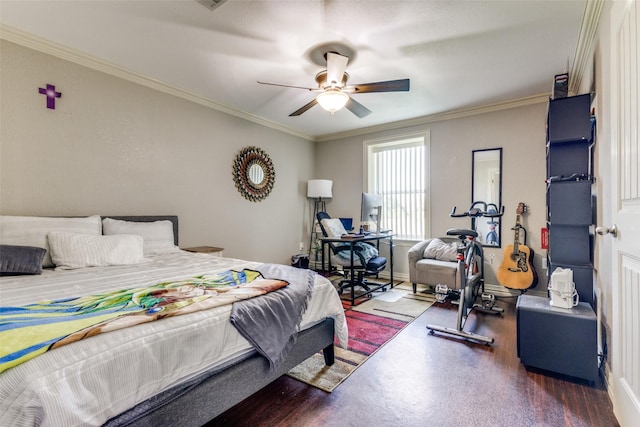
315, 102, 550, 292
0, 40, 315, 264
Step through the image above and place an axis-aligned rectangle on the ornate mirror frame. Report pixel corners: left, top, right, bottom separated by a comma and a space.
232, 146, 276, 202
472, 147, 503, 247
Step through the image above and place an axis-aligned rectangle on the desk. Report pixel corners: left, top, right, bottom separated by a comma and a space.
320, 233, 394, 304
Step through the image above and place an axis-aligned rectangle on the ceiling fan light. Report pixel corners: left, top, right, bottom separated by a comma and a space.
316, 90, 349, 114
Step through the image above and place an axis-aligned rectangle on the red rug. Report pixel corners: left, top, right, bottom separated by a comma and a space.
287, 309, 410, 392
337, 309, 408, 356
287, 284, 434, 392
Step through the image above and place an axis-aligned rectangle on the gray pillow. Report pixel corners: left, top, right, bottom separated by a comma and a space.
0, 244, 46, 276
423, 238, 458, 261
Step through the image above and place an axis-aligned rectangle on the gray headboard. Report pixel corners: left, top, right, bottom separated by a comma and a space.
101, 216, 179, 246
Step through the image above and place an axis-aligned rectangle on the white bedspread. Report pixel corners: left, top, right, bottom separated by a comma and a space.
0, 252, 347, 427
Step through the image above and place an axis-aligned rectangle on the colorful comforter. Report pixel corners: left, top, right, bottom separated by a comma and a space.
0, 252, 348, 427
0, 269, 287, 374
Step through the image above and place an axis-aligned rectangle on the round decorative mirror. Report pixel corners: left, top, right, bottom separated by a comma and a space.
232, 146, 275, 202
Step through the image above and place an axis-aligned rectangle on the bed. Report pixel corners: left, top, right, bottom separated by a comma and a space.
0, 215, 347, 426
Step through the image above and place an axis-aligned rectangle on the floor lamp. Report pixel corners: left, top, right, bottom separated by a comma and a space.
307, 179, 333, 258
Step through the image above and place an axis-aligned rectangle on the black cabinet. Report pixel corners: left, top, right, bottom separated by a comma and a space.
547, 140, 593, 177
548, 224, 592, 265
547, 93, 592, 143
547, 180, 594, 225
517, 295, 598, 383
517, 93, 599, 382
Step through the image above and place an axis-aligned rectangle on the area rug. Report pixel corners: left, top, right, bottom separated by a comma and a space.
287, 282, 435, 392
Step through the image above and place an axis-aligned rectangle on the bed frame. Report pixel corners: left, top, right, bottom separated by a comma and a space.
100, 216, 336, 426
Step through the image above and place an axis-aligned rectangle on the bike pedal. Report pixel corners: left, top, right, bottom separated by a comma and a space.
435, 284, 449, 294
481, 293, 496, 309
434, 284, 450, 303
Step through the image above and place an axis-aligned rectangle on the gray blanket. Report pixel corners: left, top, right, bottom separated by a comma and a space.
230, 263, 315, 371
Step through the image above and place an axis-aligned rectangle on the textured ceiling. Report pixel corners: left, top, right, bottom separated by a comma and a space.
0, 0, 588, 140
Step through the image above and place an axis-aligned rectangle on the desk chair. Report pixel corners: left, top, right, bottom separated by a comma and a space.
317, 212, 387, 295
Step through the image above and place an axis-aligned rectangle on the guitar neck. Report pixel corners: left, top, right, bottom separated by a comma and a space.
513, 215, 521, 253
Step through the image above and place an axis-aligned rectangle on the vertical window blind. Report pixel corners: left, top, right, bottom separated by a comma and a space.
366, 133, 429, 240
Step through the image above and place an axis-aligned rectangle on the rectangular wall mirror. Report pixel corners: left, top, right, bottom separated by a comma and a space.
472, 148, 503, 247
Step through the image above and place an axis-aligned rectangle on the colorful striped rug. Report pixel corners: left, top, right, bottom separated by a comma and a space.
341, 309, 408, 355
287, 282, 435, 392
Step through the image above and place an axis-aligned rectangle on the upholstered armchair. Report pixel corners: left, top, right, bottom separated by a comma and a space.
408, 237, 462, 293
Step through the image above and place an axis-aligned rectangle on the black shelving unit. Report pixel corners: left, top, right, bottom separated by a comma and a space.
516, 93, 599, 383
546, 93, 596, 305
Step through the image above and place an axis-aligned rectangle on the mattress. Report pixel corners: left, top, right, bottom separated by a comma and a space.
0, 251, 347, 427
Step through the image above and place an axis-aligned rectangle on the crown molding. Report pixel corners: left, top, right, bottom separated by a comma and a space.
0, 24, 314, 142
570, 0, 604, 95
315, 93, 549, 142
1, 24, 563, 144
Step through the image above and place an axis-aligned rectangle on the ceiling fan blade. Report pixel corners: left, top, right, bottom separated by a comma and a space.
289, 99, 318, 116
325, 52, 349, 87
345, 98, 372, 118
350, 79, 410, 93
257, 81, 316, 91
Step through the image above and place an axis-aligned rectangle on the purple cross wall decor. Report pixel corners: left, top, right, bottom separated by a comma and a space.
38, 84, 62, 109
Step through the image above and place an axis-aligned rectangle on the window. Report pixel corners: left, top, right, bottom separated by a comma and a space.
364, 131, 430, 240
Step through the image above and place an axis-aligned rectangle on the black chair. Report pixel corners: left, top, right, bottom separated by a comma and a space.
316, 212, 387, 295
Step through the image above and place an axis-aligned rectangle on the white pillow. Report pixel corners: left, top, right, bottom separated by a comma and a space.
48, 231, 147, 270
102, 218, 180, 256
320, 218, 348, 238
0, 215, 102, 268
423, 238, 458, 262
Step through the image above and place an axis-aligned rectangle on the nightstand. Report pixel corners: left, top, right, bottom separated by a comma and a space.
182, 246, 224, 257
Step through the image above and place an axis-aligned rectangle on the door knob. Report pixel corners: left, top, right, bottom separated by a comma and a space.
596, 224, 618, 237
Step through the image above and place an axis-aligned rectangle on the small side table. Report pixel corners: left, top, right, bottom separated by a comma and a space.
182, 246, 224, 257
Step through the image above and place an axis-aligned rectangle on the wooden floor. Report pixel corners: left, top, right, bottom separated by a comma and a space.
207, 291, 619, 427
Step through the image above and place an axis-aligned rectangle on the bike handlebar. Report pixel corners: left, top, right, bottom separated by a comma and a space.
450, 201, 504, 218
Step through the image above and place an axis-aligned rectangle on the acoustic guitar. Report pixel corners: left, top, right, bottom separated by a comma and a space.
497, 202, 538, 290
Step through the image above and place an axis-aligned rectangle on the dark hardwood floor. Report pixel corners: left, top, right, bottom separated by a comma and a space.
207, 290, 618, 427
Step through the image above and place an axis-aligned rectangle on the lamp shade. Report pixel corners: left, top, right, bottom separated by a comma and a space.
316, 90, 349, 113
307, 179, 333, 198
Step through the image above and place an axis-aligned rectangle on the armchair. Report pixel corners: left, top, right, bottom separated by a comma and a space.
316, 212, 387, 295
408, 237, 462, 293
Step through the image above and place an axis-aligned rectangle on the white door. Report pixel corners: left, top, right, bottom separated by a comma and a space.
607, 0, 640, 424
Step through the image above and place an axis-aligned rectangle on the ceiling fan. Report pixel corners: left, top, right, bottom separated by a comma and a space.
258, 52, 410, 118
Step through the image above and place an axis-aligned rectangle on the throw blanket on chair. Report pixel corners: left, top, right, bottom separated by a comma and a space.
337, 242, 378, 264
0, 269, 287, 374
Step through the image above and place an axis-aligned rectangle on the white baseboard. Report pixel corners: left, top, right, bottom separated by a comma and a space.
363, 269, 547, 302
379, 274, 545, 300
484, 283, 546, 299
381, 271, 408, 282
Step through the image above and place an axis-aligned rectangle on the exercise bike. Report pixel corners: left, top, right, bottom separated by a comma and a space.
426, 202, 504, 345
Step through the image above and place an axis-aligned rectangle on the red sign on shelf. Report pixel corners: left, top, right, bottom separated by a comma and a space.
541, 227, 549, 249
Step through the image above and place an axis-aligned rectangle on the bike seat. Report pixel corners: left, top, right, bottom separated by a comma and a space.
446, 228, 478, 238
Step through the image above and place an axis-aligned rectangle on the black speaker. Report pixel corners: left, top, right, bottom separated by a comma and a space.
291, 254, 309, 269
